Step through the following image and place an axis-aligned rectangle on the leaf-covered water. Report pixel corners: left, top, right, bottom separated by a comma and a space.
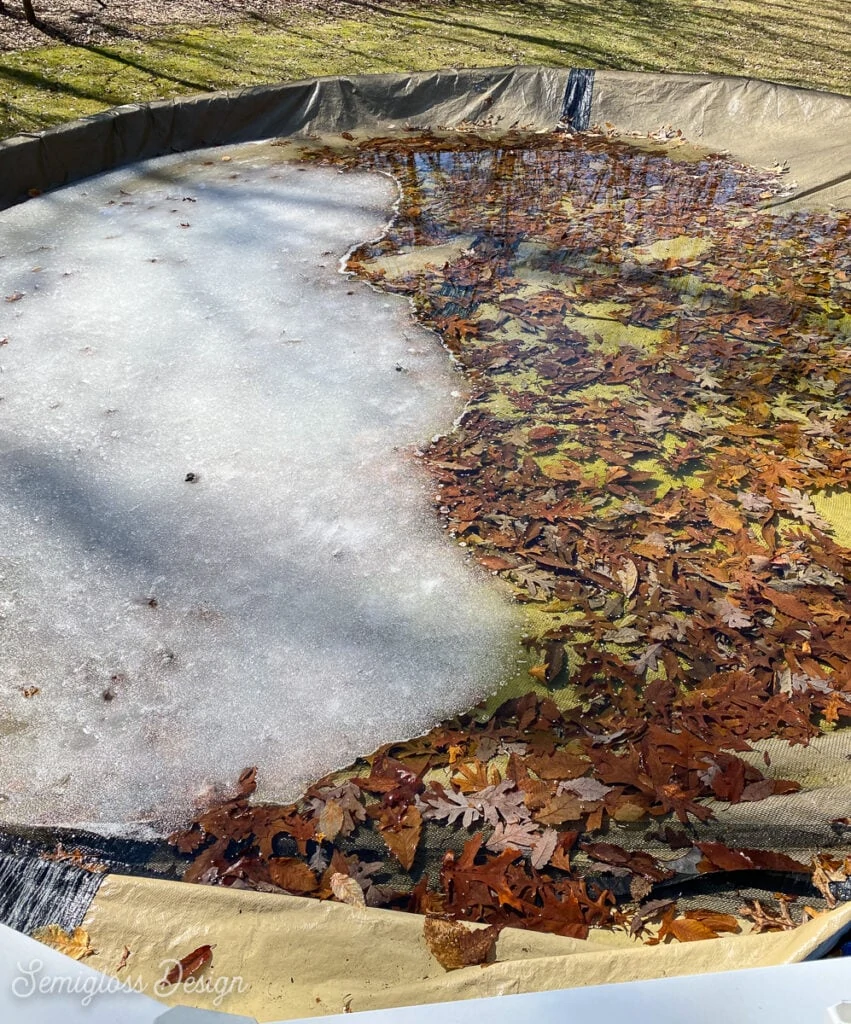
178, 131, 851, 941
335, 131, 851, 744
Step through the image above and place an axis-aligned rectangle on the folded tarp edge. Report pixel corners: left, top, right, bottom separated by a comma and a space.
81, 874, 851, 1022
0, 67, 570, 210
3, 67, 851, 212
591, 70, 851, 209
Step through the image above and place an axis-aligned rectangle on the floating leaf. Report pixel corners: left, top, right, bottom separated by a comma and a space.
777, 487, 832, 531
268, 858, 319, 893
712, 598, 753, 629
616, 559, 639, 600
635, 406, 671, 434
379, 805, 422, 871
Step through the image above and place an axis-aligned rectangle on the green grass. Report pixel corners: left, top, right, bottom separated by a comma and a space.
1, 0, 849, 140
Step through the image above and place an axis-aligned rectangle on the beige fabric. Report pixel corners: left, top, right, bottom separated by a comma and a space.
592, 72, 851, 209
82, 874, 851, 1021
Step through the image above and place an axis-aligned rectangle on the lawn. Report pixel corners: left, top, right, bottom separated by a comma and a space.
1, 0, 849, 141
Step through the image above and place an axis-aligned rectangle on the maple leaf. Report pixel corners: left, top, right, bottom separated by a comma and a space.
776, 487, 832, 531
635, 406, 671, 434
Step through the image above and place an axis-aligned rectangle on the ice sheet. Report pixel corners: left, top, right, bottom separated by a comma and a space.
0, 148, 520, 832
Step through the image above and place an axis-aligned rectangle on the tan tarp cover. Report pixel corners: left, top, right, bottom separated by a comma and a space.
1, 68, 850, 210
591, 71, 851, 209
82, 874, 851, 1020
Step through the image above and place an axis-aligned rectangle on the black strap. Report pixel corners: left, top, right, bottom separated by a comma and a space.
562, 69, 595, 131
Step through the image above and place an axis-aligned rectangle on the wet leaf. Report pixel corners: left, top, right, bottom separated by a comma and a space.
379, 805, 422, 871
712, 598, 753, 629
268, 858, 320, 893
318, 800, 345, 842
616, 559, 639, 600
635, 406, 671, 434
423, 916, 499, 971
31, 925, 95, 961
164, 945, 214, 986
330, 872, 367, 907
534, 792, 583, 825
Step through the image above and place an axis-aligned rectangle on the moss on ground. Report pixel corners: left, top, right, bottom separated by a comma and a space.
1, 0, 850, 140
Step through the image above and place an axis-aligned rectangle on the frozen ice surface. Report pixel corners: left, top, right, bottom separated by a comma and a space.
0, 148, 521, 832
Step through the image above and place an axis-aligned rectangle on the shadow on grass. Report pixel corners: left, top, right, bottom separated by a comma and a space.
0, 61, 128, 105
0, 8, 210, 90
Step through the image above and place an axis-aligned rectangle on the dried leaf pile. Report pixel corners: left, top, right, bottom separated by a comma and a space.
174, 131, 851, 945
